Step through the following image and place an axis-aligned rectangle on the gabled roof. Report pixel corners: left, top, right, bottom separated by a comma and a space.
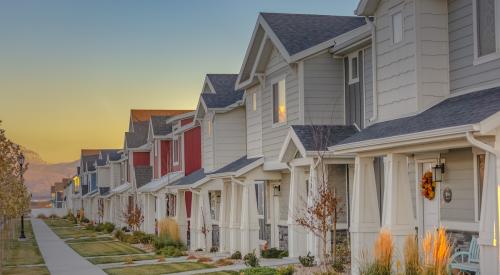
126, 121, 150, 149
280, 125, 358, 162
135, 166, 153, 189
97, 149, 121, 166
81, 153, 99, 173
332, 87, 500, 151
130, 109, 192, 123
209, 156, 263, 177
199, 74, 244, 109
170, 168, 207, 187
237, 13, 367, 89
150, 116, 173, 136
261, 13, 366, 56
355, 0, 381, 16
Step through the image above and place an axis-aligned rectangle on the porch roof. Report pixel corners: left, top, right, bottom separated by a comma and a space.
99, 187, 110, 196
110, 182, 131, 194
332, 87, 500, 151
134, 166, 153, 189
137, 172, 183, 193
169, 168, 207, 187
209, 156, 262, 177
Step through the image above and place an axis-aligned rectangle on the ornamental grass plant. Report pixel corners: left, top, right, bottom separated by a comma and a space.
158, 218, 180, 241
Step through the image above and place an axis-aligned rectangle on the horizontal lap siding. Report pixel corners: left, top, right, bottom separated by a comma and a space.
213, 107, 247, 169
440, 148, 475, 222
449, 0, 500, 93
375, 0, 418, 121
202, 117, 214, 172
184, 126, 201, 176
279, 173, 290, 221
262, 47, 300, 162
303, 52, 345, 125
246, 85, 263, 158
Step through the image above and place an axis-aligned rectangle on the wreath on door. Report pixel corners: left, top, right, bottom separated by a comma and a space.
421, 171, 436, 200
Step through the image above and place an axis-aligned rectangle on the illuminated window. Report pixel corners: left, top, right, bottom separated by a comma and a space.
392, 12, 403, 44
73, 176, 80, 194
252, 92, 257, 111
272, 79, 286, 124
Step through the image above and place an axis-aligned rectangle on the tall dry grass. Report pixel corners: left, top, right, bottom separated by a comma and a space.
374, 229, 394, 271
158, 218, 180, 241
421, 227, 452, 275
404, 234, 420, 275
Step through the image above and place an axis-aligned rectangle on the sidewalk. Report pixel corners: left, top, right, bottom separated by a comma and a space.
31, 218, 106, 275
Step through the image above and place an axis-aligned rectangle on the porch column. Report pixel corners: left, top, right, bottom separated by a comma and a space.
229, 181, 241, 253
189, 192, 199, 250
240, 183, 260, 255
351, 156, 380, 275
176, 191, 188, 244
219, 181, 230, 252
479, 144, 500, 274
307, 164, 321, 257
287, 166, 308, 257
200, 189, 213, 251
382, 154, 415, 257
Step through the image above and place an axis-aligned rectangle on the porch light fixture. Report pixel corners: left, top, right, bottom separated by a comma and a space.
273, 185, 281, 197
433, 157, 445, 183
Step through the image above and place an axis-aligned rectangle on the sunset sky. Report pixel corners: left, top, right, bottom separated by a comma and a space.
0, 0, 357, 163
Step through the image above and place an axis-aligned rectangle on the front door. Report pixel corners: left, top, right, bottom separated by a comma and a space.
420, 162, 440, 235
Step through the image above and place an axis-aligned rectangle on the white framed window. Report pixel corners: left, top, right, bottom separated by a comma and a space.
166, 193, 176, 217
392, 11, 403, 44
348, 53, 359, 84
252, 92, 257, 111
473, 0, 500, 64
172, 138, 179, 165
272, 78, 286, 125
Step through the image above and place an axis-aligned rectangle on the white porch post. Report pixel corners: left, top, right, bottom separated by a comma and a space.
229, 181, 241, 253
351, 156, 380, 275
479, 133, 500, 274
240, 183, 260, 255
189, 192, 199, 250
219, 181, 230, 252
287, 165, 308, 257
307, 164, 321, 257
176, 191, 188, 244
200, 189, 213, 251
382, 154, 415, 257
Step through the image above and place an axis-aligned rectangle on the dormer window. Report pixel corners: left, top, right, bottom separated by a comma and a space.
473, 0, 500, 64
272, 78, 286, 125
349, 53, 359, 84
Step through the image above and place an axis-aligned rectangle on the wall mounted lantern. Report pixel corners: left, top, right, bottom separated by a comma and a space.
433, 157, 445, 182
273, 185, 281, 197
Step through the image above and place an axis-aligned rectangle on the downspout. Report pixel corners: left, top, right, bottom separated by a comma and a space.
365, 16, 378, 123
466, 131, 498, 155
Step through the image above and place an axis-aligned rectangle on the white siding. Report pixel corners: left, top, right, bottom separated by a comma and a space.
375, 0, 418, 121
97, 167, 110, 187
202, 115, 214, 172
262, 47, 300, 162
213, 107, 247, 169
303, 52, 345, 125
246, 85, 263, 158
364, 47, 374, 127
448, 0, 500, 93
408, 157, 417, 218
440, 148, 475, 222
279, 173, 290, 221
328, 164, 348, 223
110, 162, 121, 188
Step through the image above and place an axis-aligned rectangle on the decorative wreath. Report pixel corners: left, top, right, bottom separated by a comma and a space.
421, 171, 436, 200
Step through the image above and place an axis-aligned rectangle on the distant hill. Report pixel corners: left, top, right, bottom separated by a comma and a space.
22, 147, 78, 200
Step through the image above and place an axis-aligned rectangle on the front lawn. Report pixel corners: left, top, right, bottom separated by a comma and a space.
88, 254, 157, 264
206, 272, 239, 275
43, 218, 75, 228
104, 262, 213, 275
69, 241, 145, 257
2, 266, 50, 275
66, 236, 114, 243
3, 220, 44, 266
51, 226, 99, 239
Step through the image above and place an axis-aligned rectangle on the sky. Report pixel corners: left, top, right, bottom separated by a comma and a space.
0, 0, 358, 163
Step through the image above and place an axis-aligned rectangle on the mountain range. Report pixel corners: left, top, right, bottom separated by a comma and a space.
22, 147, 78, 200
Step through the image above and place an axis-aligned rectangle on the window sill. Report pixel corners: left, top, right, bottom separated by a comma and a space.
473, 52, 500, 66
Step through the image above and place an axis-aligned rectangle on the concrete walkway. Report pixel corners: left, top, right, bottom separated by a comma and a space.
31, 218, 106, 275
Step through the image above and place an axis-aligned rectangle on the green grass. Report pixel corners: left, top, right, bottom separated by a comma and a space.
3, 221, 44, 266
104, 262, 214, 275
69, 241, 145, 257
66, 236, 114, 243
51, 227, 99, 239
2, 266, 50, 275
206, 272, 239, 275
43, 218, 74, 228
88, 254, 158, 264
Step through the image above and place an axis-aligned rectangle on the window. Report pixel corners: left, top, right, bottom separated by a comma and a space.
348, 53, 359, 84
166, 194, 176, 217
252, 92, 257, 111
392, 12, 403, 44
172, 138, 179, 165
272, 79, 286, 124
209, 191, 221, 221
255, 182, 265, 216
473, 0, 500, 63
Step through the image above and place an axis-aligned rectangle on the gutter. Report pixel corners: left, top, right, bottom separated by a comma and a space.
365, 16, 378, 123
466, 131, 498, 155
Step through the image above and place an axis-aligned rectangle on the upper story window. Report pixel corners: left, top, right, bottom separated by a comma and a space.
392, 11, 403, 44
172, 137, 180, 165
473, 0, 500, 64
349, 54, 359, 84
272, 79, 286, 124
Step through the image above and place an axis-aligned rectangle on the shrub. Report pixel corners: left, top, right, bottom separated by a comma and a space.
210, 246, 218, 253
195, 248, 203, 252
153, 235, 185, 250
279, 250, 288, 258
244, 250, 259, 267
103, 222, 115, 233
114, 229, 125, 241
85, 223, 95, 231
158, 246, 184, 257
241, 267, 276, 275
37, 214, 47, 219
261, 248, 287, 259
230, 251, 242, 259
158, 218, 180, 241
49, 214, 58, 219
132, 231, 154, 244
276, 265, 294, 275
95, 223, 105, 232
81, 217, 89, 223
299, 252, 315, 267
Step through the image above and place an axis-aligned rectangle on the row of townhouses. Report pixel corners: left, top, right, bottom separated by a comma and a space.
65, 0, 500, 273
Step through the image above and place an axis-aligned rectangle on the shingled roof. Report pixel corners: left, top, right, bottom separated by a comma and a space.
170, 169, 207, 186
201, 74, 244, 109
130, 109, 192, 123
135, 166, 153, 189
151, 116, 173, 136
336, 87, 500, 147
126, 121, 150, 148
291, 125, 358, 151
260, 13, 366, 56
210, 156, 261, 175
